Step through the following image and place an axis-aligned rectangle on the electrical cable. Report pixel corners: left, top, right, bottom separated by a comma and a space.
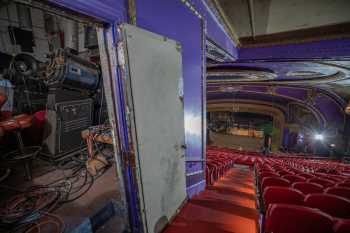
0, 126, 112, 233
0, 188, 61, 232
0, 154, 110, 232
22, 212, 65, 233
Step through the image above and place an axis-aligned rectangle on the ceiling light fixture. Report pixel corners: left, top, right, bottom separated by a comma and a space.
345, 101, 350, 115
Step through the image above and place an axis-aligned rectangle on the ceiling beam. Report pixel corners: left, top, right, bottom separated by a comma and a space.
240, 22, 350, 48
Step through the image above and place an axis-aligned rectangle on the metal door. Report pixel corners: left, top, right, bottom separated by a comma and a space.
119, 24, 186, 233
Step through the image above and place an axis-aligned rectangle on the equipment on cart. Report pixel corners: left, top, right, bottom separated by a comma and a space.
42, 95, 94, 159
41, 49, 100, 160
2, 49, 101, 160
81, 125, 111, 176
44, 48, 100, 91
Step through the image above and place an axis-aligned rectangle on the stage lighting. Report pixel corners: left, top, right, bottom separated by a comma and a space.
314, 134, 324, 141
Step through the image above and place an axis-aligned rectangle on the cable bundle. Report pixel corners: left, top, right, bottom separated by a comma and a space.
0, 153, 111, 233
23, 213, 65, 233
0, 187, 62, 232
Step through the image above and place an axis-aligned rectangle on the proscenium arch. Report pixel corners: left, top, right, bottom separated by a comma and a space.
207, 89, 328, 127
207, 100, 286, 151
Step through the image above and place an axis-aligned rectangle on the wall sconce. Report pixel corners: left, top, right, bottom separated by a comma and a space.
346, 101, 350, 115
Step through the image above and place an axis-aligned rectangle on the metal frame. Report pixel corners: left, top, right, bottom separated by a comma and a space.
96, 25, 133, 231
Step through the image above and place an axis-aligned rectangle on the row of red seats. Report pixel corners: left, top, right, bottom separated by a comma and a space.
283, 157, 350, 175
265, 203, 350, 233
206, 146, 261, 184
256, 158, 350, 233
206, 147, 350, 232
206, 148, 235, 185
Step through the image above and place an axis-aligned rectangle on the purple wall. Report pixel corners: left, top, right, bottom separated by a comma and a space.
275, 87, 308, 100
315, 95, 345, 125
135, 0, 206, 197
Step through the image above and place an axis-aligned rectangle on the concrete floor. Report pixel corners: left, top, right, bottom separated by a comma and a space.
53, 164, 124, 232
0, 154, 126, 233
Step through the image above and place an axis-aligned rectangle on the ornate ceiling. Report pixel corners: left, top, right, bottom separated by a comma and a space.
208, 0, 350, 47
207, 59, 350, 131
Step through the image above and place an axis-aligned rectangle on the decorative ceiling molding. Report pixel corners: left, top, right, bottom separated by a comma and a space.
207, 98, 287, 117
208, 85, 344, 111
207, 90, 330, 128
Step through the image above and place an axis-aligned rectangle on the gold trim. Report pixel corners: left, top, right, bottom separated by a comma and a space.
128, 0, 137, 25
210, 0, 241, 46
207, 87, 345, 126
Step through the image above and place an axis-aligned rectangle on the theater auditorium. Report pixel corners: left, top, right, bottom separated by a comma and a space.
0, 1, 349, 233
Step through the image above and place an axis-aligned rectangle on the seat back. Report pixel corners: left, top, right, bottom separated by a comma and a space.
261, 177, 290, 191
263, 186, 305, 210
277, 170, 293, 176
337, 182, 350, 188
282, 174, 306, 184
308, 177, 335, 188
265, 204, 334, 233
297, 173, 314, 179
334, 219, 350, 233
259, 172, 279, 180
325, 187, 350, 200
292, 182, 324, 195
304, 193, 350, 218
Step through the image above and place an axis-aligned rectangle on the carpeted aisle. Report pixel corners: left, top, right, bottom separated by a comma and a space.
164, 166, 259, 233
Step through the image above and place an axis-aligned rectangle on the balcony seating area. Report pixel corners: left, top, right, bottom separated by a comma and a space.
206, 146, 350, 233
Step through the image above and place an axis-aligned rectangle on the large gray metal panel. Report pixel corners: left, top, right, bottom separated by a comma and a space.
120, 24, 186, 233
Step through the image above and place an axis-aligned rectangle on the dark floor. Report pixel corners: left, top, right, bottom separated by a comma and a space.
0, 151, 126, 233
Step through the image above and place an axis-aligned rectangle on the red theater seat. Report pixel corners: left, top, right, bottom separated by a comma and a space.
292, 182, 324, 195
0, 118, 19, 131
265, 204, 334, 233
261, 177, 290, 192
337, 182, 350, 189
304, 193, 350, 218
257, 168, 274, 174
282, 174, 306, 184
277, 170, 293, 176
324, 176, 344, 183
325, 187, 350, 201
263, 186, 305, 210
308, 177, 335, 188
297, 173, 314, 179
259, 172, 279, 180
334, 219, 350, 233
0, 93, 6, 106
